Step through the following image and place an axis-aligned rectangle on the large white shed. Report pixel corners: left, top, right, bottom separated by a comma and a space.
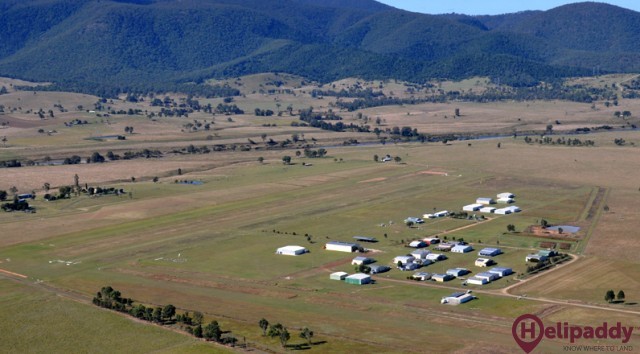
276, 245, 308, 256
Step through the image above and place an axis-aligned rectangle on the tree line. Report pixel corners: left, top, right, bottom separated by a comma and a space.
92, 286, 321, 350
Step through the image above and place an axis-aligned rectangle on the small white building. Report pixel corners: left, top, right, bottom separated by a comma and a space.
325, 241, 361, 252
345, 273, 371, 285
433, 210, 449, 218
411, 249, 431, 260
412, 272, 431, 281
446, 268, 470, 277
451, 244, 473, 253
463, 203, 483, 212
393, 255, 415, 266
489, 267, 513, 277
432, 273, 455, 282
369, 265, 390, 274
351, 256, 375, 265
494, 208, 512, 215
409, 240, 428, 248
475, 258, 493, 267
466, 276, 489, 285
476, 197, 496, 205
478, 248, 502, 257
497, 198, 515, 204
276, 245, 308, 256
526, 254, 547, 262
441, 292, 474, 305
476, 271, 500, 282
329, 272, 348, 280
506, 205, 521, 213
497, 192, 515, 199
479, 206, 496, 213
426, 253, 447, 261
402, 262, 419, 271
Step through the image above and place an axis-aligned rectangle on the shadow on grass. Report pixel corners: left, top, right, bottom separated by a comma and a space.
285, 341, 327, 350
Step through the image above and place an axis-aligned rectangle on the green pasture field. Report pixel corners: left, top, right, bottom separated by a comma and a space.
0, 279, 229, 354
2, 80, 640, 352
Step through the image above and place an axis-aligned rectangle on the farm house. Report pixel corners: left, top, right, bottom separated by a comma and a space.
451, 244, 473, 253
441, 292, 474, 305
478, 248, 502, 257
351, 256, 375, 265
325, 241, 361, 252
466, 276, 488, 285
463, 203, 483, 212
345, 273, 371, 285
330, 272, 348, 280
488, 267, 513, 277
476, 197, 496, 205
275, 245, 308, 256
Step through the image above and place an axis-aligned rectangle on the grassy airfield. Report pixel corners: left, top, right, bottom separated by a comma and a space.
0, 75, 639, 353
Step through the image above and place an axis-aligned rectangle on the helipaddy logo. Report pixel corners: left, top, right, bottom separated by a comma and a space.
512, 314, 635, 353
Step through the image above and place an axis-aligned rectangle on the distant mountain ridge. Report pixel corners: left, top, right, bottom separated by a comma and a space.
0, 0, 637, 93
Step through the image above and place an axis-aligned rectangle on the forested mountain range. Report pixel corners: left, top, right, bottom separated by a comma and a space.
0, 0, 638, 95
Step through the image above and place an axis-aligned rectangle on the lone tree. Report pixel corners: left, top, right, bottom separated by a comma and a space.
162, 304, 176, 322
282, 156, 291, 165
507, 224, 516, 233
300, 327, 314, 345
204, 321, 222, 342
279, 327, 290, 348
394, 156, 402, 163
617, 290, 625, 302
605, 290, 615, 303
373, 154, 379, 162
259, 318, 269, 336
258, 156, 264, 164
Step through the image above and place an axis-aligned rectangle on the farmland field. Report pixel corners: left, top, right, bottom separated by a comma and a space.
1, 75, 639, 353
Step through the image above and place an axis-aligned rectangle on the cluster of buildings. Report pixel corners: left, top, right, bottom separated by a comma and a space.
462, 192, 522, 215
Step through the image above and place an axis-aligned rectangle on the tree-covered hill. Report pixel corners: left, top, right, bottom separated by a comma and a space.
0, 0, 636, 94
